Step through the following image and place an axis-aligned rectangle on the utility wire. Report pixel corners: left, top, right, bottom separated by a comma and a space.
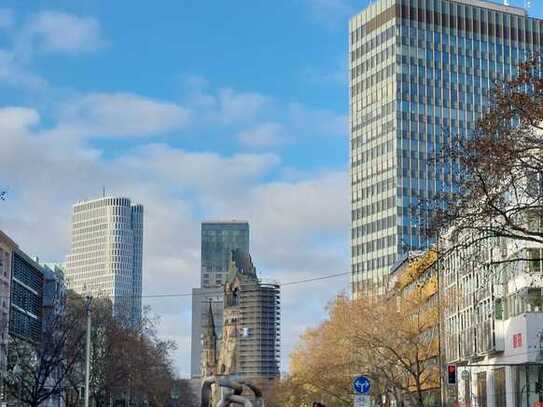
3, 271, 350, 301
140, 271, 350, 299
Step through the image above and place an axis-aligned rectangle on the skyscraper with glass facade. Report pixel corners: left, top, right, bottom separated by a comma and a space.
350, 0, 542, 297
200, 221, 250, 288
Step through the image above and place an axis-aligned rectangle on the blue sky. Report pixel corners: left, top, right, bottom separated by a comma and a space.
0, 0, 542, 376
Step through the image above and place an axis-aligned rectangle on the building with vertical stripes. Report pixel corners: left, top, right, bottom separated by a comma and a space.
350, 0, 542, 297
66, 197, 144, 326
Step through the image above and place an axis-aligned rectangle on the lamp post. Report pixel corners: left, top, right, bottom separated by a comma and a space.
84, 296, 92, 407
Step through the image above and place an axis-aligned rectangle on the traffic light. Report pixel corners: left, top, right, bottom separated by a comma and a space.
447, 364, 457, 385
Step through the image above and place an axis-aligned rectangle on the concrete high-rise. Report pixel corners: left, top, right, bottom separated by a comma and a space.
66, 197, 143, 326
203, 249, 280, 380
190, 221, 249, 378
349, 0, 538, 297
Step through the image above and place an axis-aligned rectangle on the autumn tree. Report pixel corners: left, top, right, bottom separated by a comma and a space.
420, 56, 543, 254
282, 291, 440, 407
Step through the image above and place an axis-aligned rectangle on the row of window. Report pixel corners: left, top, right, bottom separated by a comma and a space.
353, 234, 397, 257
11, 282, 41, 317
352, 195, 395, 220
9, 308, 41, 342
352, 140, 395, 166
352, 254, 397, 275
13, 253, 42, 293
395, 7, 543, 44
73, 198, 132, 213
352, 215, 398, 240
355, 177, 396, 204
351, 25, 396, 58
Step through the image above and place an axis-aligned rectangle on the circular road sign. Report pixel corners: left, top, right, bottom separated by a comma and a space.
352, 375, 371, 395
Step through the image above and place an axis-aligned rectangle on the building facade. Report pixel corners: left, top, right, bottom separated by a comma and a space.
66, 196, 144, 326
190, 286, 224, 378
389, 249, 441, 405
191, 221, 249, 378
9, 249, 43, 343
201, 221, 249, 289
349, 0, 542, 297
41, 264, 67, 327
202, 249, 280, 383
0, 231, 16, 377
443, 233, 543, 407
238, 279, 281, 378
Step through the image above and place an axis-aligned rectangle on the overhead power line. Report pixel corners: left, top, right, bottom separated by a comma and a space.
0, 271, 349, 301
139, 271, 350, 299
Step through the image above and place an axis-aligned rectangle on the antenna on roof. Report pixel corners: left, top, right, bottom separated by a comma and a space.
525, 0, 532, 10
102, 186, 106, 197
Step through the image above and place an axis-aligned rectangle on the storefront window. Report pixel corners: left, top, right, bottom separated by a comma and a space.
529, 248, 543, 273
494, 368, 506, 407
495, 298, 503, 320
526, 288, 543, 313
514, 365, 543, 407
477, 372, 487, 407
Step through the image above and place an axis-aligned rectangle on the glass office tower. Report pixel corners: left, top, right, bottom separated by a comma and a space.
350, 0, 542, 297
200, 221, 250, 288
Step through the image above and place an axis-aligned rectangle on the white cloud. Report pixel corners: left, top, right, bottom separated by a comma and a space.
218, 89, 270, 123
288, 102, 347, 137
0, 11, 106, 91
56, 93, 191, 137
185, 85, 271, 126
180, 79, 346, 149
114, 143, 280, 193
0, 103, 348, 374
0, 106, 39, 133
24, 11, 106, 54
0, 50, 47, 89
237, 122, 284, 147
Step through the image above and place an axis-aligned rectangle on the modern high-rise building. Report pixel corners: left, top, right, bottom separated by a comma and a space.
66, 197, 144, 326
200, 221, 250, 288
349, 0, 540, 297
190, 221, 249, 378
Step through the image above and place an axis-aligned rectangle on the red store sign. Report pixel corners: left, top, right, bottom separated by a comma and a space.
513, 333, 523, 348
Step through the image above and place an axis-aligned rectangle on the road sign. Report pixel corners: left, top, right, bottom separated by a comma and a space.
352, 375, 371, 395
354, 395, 370, 407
